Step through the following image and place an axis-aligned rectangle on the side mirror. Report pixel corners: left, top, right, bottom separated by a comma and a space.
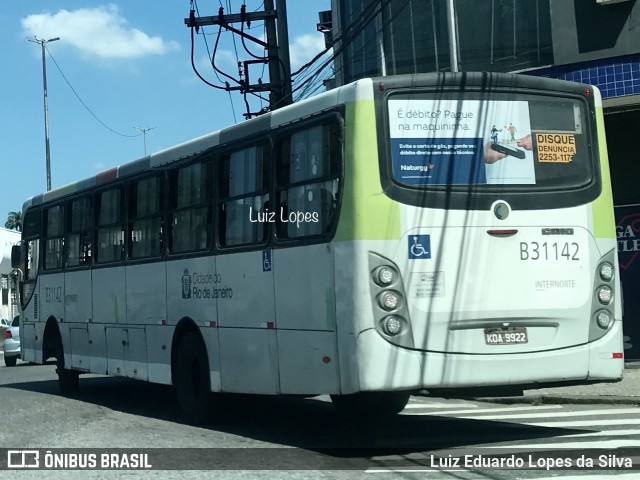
11, 245, 21, 269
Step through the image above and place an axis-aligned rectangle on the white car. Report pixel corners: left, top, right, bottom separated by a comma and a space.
3, 316, 20, 367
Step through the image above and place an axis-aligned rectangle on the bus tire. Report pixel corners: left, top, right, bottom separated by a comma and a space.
175, 331, 212, 425
330, 391, 411, 418
4, 356, 17, 367
55, 334, 79, 395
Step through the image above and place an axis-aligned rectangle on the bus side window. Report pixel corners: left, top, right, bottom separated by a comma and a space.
129, 176, 164, 259
218, 145, 270, 247
276, 122, 341, 240
22, 208, 42, 280
66, 196, 92, 268
44, 205, 64, 270
169, 160, 212, 254
95, 187, 124, 264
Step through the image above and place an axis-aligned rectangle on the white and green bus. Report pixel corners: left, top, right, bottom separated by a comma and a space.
13, 73, 623, 423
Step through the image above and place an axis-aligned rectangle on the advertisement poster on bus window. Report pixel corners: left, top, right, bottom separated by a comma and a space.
388, 99, 536, 186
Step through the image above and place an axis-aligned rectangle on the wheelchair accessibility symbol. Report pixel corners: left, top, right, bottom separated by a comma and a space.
263, 250, 272, 272
409, 235, 431, 260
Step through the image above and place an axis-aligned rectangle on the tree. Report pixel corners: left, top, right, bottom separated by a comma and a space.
5, 211, 22, 232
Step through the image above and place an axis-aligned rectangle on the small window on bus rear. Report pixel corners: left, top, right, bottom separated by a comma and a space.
387, 93, 593, 191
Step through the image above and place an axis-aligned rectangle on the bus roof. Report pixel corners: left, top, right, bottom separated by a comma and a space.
21, 71, 594, 213
22, 77, 375, 212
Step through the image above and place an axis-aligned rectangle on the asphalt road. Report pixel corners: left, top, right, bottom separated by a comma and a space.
0, 359, 638, 479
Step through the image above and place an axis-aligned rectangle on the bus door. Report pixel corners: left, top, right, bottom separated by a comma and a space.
19, 208, 42, 363
93, 186, 127, 374
273, 123, 341, 395
121, 175, 167, 381
64, 196, 93, 372
165, 160, 219, 387
216, 145, 279, 394
41, 204, 66, 362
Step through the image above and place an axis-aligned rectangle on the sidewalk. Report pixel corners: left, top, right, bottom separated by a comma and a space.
478, 362, 640, 405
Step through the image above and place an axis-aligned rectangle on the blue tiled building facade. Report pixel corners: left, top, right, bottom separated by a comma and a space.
533, 53, 640, 99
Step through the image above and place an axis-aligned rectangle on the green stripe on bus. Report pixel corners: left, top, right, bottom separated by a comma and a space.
592, 106, 616, 239
334, 101, 400, 241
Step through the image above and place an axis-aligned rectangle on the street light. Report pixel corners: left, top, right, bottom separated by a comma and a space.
28, 36, 60, 191
133, 126, 156, 156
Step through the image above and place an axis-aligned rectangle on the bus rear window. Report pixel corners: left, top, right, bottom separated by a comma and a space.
387, 94, 592, 191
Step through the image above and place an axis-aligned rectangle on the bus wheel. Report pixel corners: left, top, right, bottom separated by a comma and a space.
330, 391, 411, 418
55, 334, 79, 395
175, 332, 212, 425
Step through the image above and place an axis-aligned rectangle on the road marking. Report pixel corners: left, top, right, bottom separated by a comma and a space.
559, 428, 640, 438
447, 407, 640, 421
526, 418, 640, 428
528, 475, 640, 480
366, 472, 638, 477
403, 405, 562, 415
365, 469, 469, 474
404, 403, 478, 409
483, 439, 640, 449
365, 404, 640, 474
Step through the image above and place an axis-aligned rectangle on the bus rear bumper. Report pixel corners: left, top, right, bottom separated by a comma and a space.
356, 321, 624, 391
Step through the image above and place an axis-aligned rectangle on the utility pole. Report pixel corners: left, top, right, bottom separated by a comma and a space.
29, 36, 59, 191
185, 0, 292, 113
133, 126, 156, 156
267, 0, 292, 107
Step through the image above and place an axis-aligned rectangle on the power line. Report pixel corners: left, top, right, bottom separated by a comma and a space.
186, 1, 289, 118
193, 0, 238, 123
45, 46, 142, 139
188, 4, 269, 113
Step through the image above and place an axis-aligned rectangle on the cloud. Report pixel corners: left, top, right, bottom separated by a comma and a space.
21, 4, 179, 60
213, 50, 237, 70
288, 34, 328, 71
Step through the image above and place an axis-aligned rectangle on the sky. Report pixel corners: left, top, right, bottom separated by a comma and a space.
0, 0, 331, 221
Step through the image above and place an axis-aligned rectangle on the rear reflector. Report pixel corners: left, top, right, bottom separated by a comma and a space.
613, 352, 624, 359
